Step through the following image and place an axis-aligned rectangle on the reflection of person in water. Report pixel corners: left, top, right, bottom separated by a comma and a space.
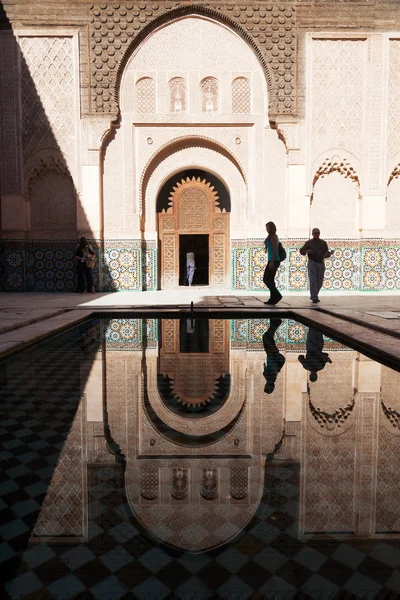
298, 327, 332, 382
186, 318, 195, 334
263, 318, 286, 394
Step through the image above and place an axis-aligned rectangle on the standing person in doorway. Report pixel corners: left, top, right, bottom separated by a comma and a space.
75, 237, 96, 294
299, 228, 332, 303
263, 222, 282, 305
186, 251, 195, 286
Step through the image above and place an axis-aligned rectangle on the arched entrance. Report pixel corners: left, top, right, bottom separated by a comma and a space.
157, 169, 230, 289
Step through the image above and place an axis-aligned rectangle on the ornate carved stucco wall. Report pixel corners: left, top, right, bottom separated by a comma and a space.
1, 1, 400, 291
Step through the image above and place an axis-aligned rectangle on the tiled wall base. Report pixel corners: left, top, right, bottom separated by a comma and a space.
232, 239, 400, 292
0, 240, 157, 292
1, 238, 399, 292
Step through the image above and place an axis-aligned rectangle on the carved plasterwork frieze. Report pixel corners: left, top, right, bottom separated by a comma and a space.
171, 467, 189, 501
27, 155, 72, 194
310, 38, 366, 163
311, 154, 360, 203
307, 390, 355, 436
381, 400, 400, 436
19, 35, 77, 175
388, 163, 400, 187
125, 460, 264, 551
32, 404, 86, 540
140, 466, 159, 501
88, 2, 297, 118
230, 466, 248, 501
200, 465, 219, 500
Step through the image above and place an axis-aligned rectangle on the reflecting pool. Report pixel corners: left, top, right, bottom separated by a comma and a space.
1, 317, 400, 598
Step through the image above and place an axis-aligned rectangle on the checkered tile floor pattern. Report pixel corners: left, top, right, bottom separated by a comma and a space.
2, 319, 400, 598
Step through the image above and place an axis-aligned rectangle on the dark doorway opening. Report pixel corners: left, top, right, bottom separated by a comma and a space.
179, 234, 209, 286
179, 318, 209, 353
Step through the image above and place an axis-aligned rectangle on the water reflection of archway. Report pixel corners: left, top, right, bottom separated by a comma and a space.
157, 168, 230, 289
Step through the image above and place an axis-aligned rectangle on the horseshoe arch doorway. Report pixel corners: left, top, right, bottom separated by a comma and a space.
157, 169, 231, 289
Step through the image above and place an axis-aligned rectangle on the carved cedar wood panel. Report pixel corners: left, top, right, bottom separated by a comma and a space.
159, 177, 229, 289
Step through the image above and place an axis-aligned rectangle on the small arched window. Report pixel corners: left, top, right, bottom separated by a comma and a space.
232, 77, 251, 113
201, 77, 218, 114
169, 77, 186, 113
136, 77, 156, 113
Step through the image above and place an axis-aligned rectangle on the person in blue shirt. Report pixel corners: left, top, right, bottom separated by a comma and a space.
263, 221, 282, 305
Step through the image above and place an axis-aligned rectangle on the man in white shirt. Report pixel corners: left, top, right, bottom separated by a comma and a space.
186, 252, 195, 286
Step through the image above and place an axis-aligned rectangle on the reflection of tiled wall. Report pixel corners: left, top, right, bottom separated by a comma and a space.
104, 319, 158, 349
231, 239, 400, 292
231, 318, 343, 351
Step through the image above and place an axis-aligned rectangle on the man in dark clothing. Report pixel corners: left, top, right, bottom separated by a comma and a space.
262, 318, 285, 394
298, 327, 332, 382
299, 228, 333, 303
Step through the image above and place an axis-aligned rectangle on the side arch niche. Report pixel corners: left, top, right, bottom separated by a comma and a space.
310, 153, 360, 238
157, 169, 230, 289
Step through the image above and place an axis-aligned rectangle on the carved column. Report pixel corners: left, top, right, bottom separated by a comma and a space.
80, 118, 111, 238
362, 34, 388, 231
354, 392, 379, 536
278, 121, 308, 237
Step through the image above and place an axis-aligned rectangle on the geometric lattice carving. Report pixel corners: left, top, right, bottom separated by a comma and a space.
311, 39, 365, 162
89, 4, 297, 116
309, 393, 355, 432
179, 188, 210, 229
201, 77, 218, 113
304, 426, 355, 533
171, 467, 188, 501
200, 466, 218, 500
140, 467, 159, 500
376, 424, 400, 532
19, 36, 75, 169
169, 77, 186, 113
136, 77, 156, 113
230, 467, 248, 500
388, 41, 400, 160
213, 233, 226, 286
33, 406, 83, 537
163, 234, 176, 287
232, 77, 251, 113
311, 156, 360, 203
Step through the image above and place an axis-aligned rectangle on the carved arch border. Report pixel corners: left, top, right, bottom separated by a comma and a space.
145, 356, 247, 437
113, 6, 277, 115
140, 135, 247, 227
310, 150, 361, 204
